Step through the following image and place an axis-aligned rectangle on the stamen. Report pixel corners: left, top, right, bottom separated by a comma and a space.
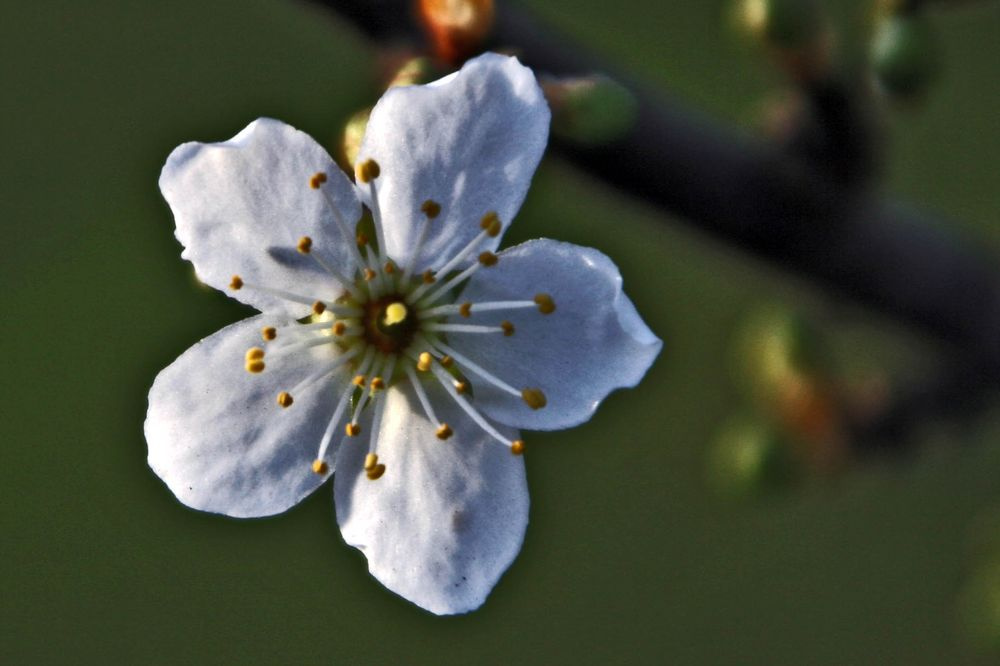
346, 347, 377, 434
501, 321, 515, 336
417, 259, 487, 308
424, 323, 512, 335
409, 213, 503, 302
309, 172, 328, 189
261, 326, 277, 341
534, 293, 556, 314
364, 385, 389, 482
366, 463, 386, 480
364, 453, 379, 471
313, 178, 367, 275
277, 391, 294, 408
417, 352, 433, 372
277, 350, 360, 407
312, 301, 326, 315
370, 377, 385, 392
425, 360, 513, 448
421, 338, 522, 400
345, 423, 362, 437
422, 270, 436, 284
314, 381, 356, 464
510, 440, 526, 455
239, 281, 338, 310
478, 251, 498, 266
419, 300, 537, 319
245, 360, 265, 374
356, 159, 387, 263
436, 424, 453, 440
312, 460, 329, 474
229, 275, 244, 290
479, 211, 502, 237
245, 347, 265, 361
383, 302, 408, 327
296, 236, 313, 254
521, 388, 547, 410
298, 238, 364, 301
356, 159, 380, 183
401, 199, 442, 283
454, 380, 469, 394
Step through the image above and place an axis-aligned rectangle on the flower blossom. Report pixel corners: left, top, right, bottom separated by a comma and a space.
146, 53, 661, 615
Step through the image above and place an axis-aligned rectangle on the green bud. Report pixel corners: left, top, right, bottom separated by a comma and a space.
341, 107, 371, 170
734, 305, 826, 402
871, 13, 938, 100
543, 75, 638, 146
387, 56, 438, 88
708, 416, 796, 498
736, 0, 826, 49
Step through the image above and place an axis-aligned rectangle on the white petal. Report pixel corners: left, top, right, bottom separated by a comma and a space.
146, 315, 348, 518
358, 53, 549, 272
160, 118, 361, 316
450, 239, 662, 431
334, 385, 528, 615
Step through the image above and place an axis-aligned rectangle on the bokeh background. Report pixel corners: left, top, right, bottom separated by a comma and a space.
3, 0, 1000, 663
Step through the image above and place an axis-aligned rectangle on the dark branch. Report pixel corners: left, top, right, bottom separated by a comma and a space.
305, 0, 1000, 452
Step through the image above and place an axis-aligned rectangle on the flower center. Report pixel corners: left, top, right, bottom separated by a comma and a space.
363, 296, 418, 354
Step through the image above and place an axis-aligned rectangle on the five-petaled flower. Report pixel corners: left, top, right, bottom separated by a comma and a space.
146, 53, 661, 615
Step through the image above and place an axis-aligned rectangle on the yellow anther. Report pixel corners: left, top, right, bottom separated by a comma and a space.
501, 320, 515, 336
370, 376, 385, 391
459, 302, 472, 318
364, 453, 379, 472
421, 199, 441, 219
229, 275, 244, 290
277, 391, 294, 408
366, 463, 386, 481
245, 360, 265, 374
357, 232, 369, 246
309, 172, 328, 189
479, 211, 501, 237
384, 260, 397, 274
510, 440, 526, 455
332, 321, 347, 336
417, 352, 433, 372
436, 423, 453, 440
357, 158, 381, 183
478, 251, 498, 266
261, 326, 277, 341
312, 300, 327, 315
346, 423, 362, 437
439, 355, 454, 368
534, 293, 556, 314
296, 236, 313, 254
383, 302, 408, 327
352, 375, 367, 387
312, 460, 329, 475
454, 380, 469, 394
521, 388, 547, 410
422, 270, 436, 284
364, 268, 377, 282
245, 347, 265, 361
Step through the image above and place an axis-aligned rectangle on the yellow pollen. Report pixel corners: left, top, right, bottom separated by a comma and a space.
422, 270, 436, 284
521, 388, 547, 410
357, 158, 381, 183
245, 347, 265, 361
421, 199, 441, 218
364, 268, 377, 281
417, 352, 433, 372
261, 326, 277, 341
245, 360, 265, 374
364, 453, 379, 472
454, 380, 469, 394
346, 423, 362, 437
478, 251, 498, 266
366, 463, 386, 480
370, 376, 385, 391
277, 391, 294, 408
357, 232, 369, 246
332, 322, 347, 336
534, 293, 556, 314
479, 211, 501, 237
384, 260, 397, 274
312, 460, 329, 474
309, 172, 328, 189
352, 375, 367, 387
510, 440, 526, 455
501, 320, 515, 336
312, 300, 327, 315
459, 302, 472, 318
296, 236, 313, 254
229, 275, 244, 290
383, 302, 408, 326
436, 423, 453, 440
439, 355, 454, 368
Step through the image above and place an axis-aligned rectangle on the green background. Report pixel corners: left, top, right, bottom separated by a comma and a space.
3, 0, 1000, 663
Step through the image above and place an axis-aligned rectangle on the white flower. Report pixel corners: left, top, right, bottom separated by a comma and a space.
146, 53, 661, 615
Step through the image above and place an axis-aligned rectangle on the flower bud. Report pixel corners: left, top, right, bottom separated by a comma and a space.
734, 306, 826, 402
543, 75, 638, 146
418, 0, 495, 63
708, 416, 796, 498
341, 107, 371, 170
387, 56, 438, 88
871, 13, 938, 100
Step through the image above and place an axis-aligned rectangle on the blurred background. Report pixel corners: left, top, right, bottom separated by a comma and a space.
3, 0, 1000, 663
